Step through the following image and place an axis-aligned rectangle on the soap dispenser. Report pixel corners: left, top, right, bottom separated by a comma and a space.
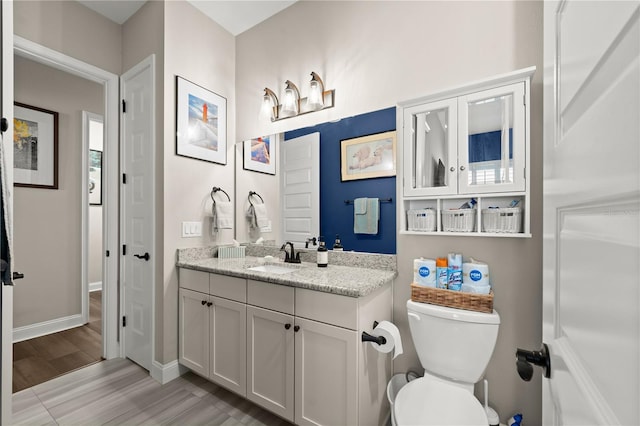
332, 234, 343, 251
317, 236, 328, 267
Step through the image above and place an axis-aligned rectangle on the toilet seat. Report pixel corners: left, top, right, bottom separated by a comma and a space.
394, 378, 488, 426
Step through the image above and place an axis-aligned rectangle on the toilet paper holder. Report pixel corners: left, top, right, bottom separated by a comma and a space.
361, 321, 387, 346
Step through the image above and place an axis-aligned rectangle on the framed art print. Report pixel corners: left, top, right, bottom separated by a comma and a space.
13, 102, 59, 189
340, 130, 396, 181
176, 76, 227, 164
89, 149, 102, 205
243, 134, 276, 175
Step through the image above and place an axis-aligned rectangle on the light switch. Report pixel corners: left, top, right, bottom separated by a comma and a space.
182, 221, 202, 237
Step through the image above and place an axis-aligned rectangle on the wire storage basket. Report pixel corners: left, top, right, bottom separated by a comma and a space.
441, 209, 476, 232
410, 283, 493, 313
407, 208, 436, 232
481, 207, 523, 233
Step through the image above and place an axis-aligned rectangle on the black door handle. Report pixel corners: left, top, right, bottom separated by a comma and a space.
516, 343, 551, 381
134, 252, 150, 261
13, 272, 24, 280
1, 118, 8, 133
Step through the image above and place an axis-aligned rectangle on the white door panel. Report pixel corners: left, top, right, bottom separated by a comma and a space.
121, 55, 155, 371
280, 133, 319, 247
543, 2, 639, 425
1, 1, 13, 421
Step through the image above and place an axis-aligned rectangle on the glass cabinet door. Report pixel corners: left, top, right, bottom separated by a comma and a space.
458, 82, 526, 194
403, 98, 458, 197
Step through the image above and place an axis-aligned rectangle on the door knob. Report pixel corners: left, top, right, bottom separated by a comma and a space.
294, 325, 300, 332
460, 165, 466, 171
134, 252, 150, 261
285, 323, 291, 330
449, 167, 455, 172
516, 343, 551, 381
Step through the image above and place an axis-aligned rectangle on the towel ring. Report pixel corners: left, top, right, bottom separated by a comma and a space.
211, 187, 231, 206
248, 191, 264, 206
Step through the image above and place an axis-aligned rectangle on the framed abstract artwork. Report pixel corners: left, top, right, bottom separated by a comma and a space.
13, 102, 59, 189
243, 135, 276, 175
176, 76, 227, 164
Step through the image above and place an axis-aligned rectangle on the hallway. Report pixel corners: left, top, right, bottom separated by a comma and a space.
12, 291, 102, 392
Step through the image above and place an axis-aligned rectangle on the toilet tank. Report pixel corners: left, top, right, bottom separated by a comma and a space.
406, 299, 500, 384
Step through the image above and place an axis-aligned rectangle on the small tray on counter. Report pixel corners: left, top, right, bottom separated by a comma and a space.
410, 282, 493, 313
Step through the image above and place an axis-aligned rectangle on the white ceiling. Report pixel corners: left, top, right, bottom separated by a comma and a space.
77, 0, 296, 36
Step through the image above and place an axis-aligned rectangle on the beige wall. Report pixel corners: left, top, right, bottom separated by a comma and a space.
161, 1, 236, 363
13, 56, 103, 327
14, 0, 121, 75
236, 1, 543, 423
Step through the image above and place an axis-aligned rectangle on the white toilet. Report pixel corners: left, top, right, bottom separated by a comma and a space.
394, 299, 500, 425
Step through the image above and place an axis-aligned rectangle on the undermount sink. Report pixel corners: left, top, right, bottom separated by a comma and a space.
246, 264, 298, 275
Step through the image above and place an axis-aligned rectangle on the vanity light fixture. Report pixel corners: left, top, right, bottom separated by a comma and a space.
259, 88, 279, 122
281, 80, 300, 117
259, 71, 335, 122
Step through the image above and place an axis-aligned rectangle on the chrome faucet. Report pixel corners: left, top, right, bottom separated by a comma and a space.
280, 242, 301, 263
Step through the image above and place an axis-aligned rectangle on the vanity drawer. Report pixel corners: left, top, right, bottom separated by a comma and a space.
295, 288, 358, 330
247, 280, 294, 315
179, 268, 209, 294
210, 274, 247, 303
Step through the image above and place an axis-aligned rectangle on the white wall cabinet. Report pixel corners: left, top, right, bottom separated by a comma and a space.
398, 67, 535, 237
180, 269, 392, 426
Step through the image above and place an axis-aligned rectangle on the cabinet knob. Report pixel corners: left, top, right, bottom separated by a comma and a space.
460, 165, 466, 171
207, 302, 213, 307
450, 167, 455, 172
285, 323, 291, 330
294, 325, 300, 332
201, 300, 207, 305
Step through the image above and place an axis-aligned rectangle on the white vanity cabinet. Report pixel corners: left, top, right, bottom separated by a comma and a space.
179, 268, 392, 426
399, 67, 535, 236
178, 268, 247, 396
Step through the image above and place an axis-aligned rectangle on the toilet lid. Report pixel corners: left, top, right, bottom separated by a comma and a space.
394, 378, 488, 426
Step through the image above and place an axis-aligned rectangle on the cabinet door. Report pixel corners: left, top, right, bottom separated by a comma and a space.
403, 98, 458, 197
246, 306, 294, 421
210, 296, 247, 396
295, 317, 357, 426
178, 288, 209, 377
458, 82, 526, 194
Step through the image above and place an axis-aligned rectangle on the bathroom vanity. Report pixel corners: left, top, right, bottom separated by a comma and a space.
177, 247, 396, 426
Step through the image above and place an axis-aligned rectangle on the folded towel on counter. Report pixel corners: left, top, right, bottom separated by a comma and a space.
248, 203, 269, 229
354, 197, 379, 234
213, 201, 234, 230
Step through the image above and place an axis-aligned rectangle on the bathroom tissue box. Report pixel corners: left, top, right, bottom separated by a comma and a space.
411, 283, 493, 313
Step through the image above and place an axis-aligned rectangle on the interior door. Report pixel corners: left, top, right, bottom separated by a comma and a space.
280, 132, 320, 247
543, 1, 639, 424
121, 55, 155, 371
0, 1, 13, 422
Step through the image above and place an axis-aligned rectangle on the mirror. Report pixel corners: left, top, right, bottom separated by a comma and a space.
466, 93, 515, 187
235, 107, 397, 254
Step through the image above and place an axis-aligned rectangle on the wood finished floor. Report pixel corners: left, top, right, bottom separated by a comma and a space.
13, 291, 103, 393
13, 357, 294, 426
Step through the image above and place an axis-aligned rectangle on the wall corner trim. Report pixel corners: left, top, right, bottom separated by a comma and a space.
150, 359, 188, 385
13, 314, 84, 343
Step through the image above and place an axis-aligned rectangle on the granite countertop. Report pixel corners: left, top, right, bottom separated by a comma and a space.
176, 255, 396, 298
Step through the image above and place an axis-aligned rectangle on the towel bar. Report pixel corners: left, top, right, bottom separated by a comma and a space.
344, 198, 392, 204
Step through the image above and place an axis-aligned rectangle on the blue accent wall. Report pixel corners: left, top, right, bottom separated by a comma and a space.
285, 107, 396, 254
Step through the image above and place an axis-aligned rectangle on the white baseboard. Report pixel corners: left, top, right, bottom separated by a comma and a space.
13, 314, 84, 343
150, 359, 188, 385
89, 281, 103, 292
